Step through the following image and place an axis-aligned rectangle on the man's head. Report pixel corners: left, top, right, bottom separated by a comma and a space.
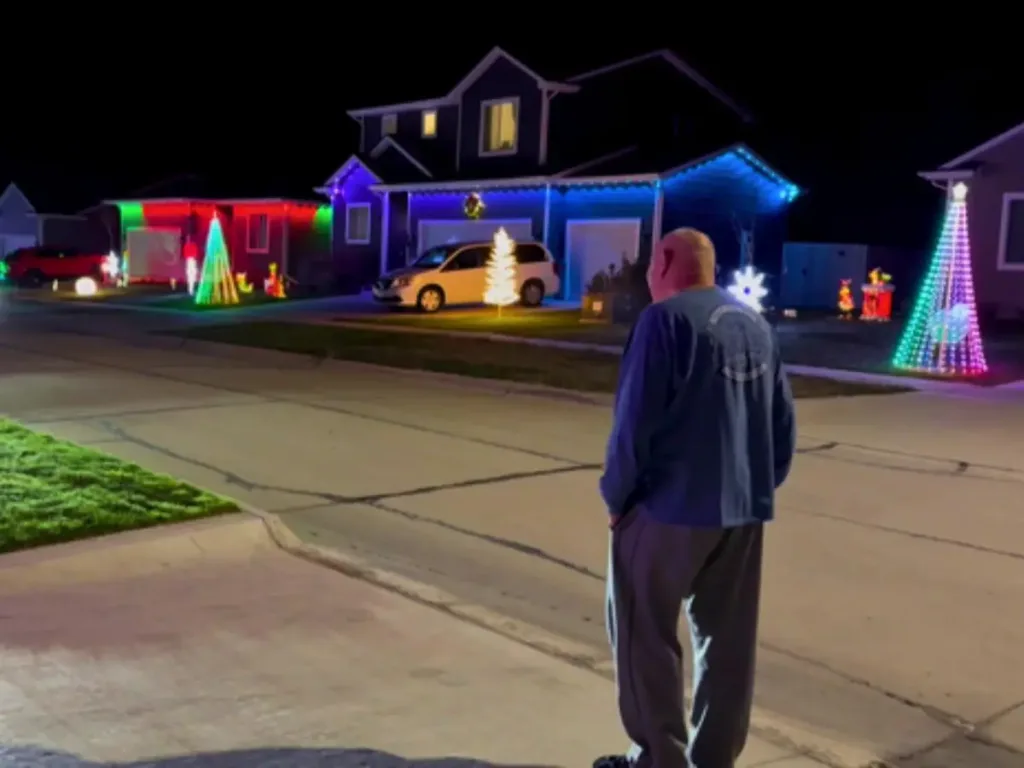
647, 228, 717, 302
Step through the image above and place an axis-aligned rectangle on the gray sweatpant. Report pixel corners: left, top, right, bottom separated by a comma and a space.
605, 509, 763, 768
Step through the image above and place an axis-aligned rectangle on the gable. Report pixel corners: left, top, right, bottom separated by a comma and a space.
0, 183, 36, 217
368, 140, 433, 183
567, 49, 751, 123
940, 120, 1024, 170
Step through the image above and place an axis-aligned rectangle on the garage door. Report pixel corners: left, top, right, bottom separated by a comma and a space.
564, 219, 642, 302
417, 219, 534, 259
126, 228, 182, 282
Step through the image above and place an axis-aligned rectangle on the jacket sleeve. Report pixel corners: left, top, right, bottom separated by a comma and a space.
772, 355, 797, 487
599, 306, 674, 518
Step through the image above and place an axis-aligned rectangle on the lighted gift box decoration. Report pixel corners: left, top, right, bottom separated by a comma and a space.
860, 268, 893, 322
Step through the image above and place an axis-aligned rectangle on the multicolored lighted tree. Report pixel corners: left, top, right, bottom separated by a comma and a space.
892, 182, 987, 376
195, 213, 239, 306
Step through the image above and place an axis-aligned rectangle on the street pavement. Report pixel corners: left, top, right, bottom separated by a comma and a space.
1, 302, 1024, 766
4, 515, 717, 767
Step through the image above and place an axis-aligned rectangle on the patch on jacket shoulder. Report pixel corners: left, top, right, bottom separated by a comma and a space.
707, 304, 772, 382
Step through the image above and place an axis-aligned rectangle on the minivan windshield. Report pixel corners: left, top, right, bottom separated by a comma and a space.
411, 247, 451, 268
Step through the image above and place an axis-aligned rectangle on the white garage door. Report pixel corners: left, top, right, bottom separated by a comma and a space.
126, 228, 182, 282
564, 219, 642, 302
416, 219, 534, 259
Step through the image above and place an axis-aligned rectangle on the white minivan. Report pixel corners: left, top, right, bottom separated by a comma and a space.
371, 240, 560, 313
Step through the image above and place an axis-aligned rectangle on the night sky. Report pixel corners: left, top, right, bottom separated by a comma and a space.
3, 25, 1020, 251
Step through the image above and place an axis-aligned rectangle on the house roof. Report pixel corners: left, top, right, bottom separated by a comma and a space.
346, 46, 577, 119
367, 143, 799, 197
565, 49, 753, 123
939, 119, 1024, 169
0, 183, 36, 213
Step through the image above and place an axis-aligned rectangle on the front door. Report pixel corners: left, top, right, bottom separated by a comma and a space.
439, 244, 489, 305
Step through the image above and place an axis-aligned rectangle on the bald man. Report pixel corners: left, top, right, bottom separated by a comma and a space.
594, 229, 796, 768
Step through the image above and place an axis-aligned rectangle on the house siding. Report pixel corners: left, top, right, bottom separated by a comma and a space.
331, 164, 383, 292
660, 152, 792, 294
364, 105, 458, 155
547, 184, 658, 271
958, 133, 1024, 316
398, 189, 546, 268
111, 201, 327, 289
284, 204, 333, 294
457, 57, 543, 176
0, 186, 39, 240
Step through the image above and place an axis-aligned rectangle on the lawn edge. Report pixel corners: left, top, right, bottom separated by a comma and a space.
174, 324, 914, 400
0, 417, 240, 556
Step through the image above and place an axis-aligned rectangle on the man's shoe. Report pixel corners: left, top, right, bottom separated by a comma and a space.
592, 756, 631, 768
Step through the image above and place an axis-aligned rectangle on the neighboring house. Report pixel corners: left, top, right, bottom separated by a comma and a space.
0, 183, 109, 257
781, 242, 925, 311
318, 47, 799, 301
919, 120, 1024, 318
97, 198, 331, 290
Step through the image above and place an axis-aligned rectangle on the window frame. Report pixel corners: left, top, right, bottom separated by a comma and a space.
421, 109, 438, 139
247, 213, 270, 254
442, 245, 489, 272
997, 191, 1024, 271
381, 113, 398, 136
515, 243, 549, 264
478, 97, 519, 157
345, 203, 372, 245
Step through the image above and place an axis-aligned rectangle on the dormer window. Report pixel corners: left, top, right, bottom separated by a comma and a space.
421, 110, 437, 138
382, 114, 397, 135
479, 98, 518, 156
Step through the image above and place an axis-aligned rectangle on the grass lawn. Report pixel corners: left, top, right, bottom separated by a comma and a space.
338, 308, 631, 346
178, 321, 910, 399
0, 420, 236, 555
155, 293, 285, 312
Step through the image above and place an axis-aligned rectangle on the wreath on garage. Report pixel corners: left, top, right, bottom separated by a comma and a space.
463, 192, 485, 220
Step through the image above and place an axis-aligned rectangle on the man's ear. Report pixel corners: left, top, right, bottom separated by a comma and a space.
661, 248, 674, 277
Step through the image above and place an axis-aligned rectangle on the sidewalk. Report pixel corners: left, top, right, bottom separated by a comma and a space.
0, 515, 821, 767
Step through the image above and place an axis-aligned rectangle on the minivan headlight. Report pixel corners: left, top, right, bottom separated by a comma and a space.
394, 276, 412, 288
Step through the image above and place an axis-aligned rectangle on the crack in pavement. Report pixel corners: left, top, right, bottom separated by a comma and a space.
801, 434, 1024, 479
0, 338, 588, 467
787, 504, 1024, 562
758, 641, 972, 733
26, 400, 271, 426
95, 420, 595, 509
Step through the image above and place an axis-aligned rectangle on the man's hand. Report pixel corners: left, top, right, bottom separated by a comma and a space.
609, 514, 621, 529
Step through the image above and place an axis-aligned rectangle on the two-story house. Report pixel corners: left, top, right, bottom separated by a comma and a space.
319, 47, 800, 301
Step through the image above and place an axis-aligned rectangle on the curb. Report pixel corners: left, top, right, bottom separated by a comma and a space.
246, 505, 883, 768
246, 505, 614, 676
306, 318, 991, 397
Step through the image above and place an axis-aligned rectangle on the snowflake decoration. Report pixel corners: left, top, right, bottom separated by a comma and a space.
727, 266, 768, 313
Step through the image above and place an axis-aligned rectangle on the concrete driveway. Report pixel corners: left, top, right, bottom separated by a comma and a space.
1, 306, 1023, 767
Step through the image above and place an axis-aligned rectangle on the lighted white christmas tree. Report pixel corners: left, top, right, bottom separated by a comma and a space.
483, 227, 519, 313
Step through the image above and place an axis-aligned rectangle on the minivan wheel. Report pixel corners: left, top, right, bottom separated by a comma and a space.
520, 280, 545, 307
417, 286, 445, 313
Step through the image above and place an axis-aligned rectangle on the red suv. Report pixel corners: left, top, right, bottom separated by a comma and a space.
3, 246, 107, 286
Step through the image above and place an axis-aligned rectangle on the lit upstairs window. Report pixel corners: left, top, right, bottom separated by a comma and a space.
480, 99, 517, 155
382, 114, 397, 135
422, 110, 438, 138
